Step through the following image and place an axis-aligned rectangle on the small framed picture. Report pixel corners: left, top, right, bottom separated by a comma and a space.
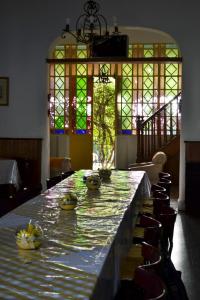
0, 77, 9, 106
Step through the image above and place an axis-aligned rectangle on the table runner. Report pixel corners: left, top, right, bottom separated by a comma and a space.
0, 170, 150, 299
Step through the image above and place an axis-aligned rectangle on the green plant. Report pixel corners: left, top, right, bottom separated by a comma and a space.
93, 79, 115, 168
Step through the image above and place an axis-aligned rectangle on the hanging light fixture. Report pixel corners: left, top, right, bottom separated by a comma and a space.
62, 0, 119, 44
97, 64, 111, 84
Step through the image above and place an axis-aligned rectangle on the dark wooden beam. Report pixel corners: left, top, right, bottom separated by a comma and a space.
46, 57, 182, 64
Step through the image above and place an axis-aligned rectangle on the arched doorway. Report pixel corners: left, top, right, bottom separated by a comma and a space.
48, 27, 182, 181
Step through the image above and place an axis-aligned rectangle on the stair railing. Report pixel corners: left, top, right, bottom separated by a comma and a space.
136, 92, 181, 162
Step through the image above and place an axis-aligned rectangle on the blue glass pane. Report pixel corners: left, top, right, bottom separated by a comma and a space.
122, 129, 132, 135
55, 129, 65, 134
76, 129, 87, 134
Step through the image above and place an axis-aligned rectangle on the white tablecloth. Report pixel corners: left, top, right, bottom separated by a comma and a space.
0, 159, 21, 190
0, 170, 150, 299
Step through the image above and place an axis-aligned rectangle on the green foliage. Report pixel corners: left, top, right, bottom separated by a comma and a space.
93, 80, 115, 168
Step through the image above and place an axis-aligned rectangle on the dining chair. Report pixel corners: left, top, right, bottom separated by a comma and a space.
153, 198, 170, 217
157, 178, 172, 198
152, 191, 170, 204
151, 184, 167, 195
159, 172, 171, 181
120, 242, 161, 281
142, 191, 169, 214
157, 206, 177, 257
133, 214, 162, 247
134, 266, 166, 299
0, 184, 18, 216
46, 175, 62, 189
141, 241, 161, 265
128, 151, 167, 184
61, 170, 75, 179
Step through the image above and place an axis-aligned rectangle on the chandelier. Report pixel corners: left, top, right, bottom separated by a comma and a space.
62, 0, 119, 44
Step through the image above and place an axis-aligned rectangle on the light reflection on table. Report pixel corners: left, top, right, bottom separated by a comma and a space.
0, 170, 150, 300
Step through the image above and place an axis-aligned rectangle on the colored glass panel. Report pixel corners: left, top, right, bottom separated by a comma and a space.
122, 64, 132, 76
144, 49, 153, 58
118, 64, 133, 132
55, 46, 65, 59
76, 74, 87, 131
55, 116, 64, 129
54, 129, 65, 134
49, 43, 182, 137
76, 129, 87, 134
122, 77, 132, 89
122, 129, 132, 134
77, 64, 87, 76
77, 45, 87, 58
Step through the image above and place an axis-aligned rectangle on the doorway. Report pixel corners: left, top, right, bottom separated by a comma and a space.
49, 40, 182, 177
93, 77, 116, 170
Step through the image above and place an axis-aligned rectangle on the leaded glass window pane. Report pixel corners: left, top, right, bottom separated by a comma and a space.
49, 43, 182, 136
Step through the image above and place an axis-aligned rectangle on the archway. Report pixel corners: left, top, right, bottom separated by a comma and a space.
47, 27, 182, 184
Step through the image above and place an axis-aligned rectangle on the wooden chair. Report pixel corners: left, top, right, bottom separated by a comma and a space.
141, 241, 161, 265
134, 266, 166, 299
128, 151, 167, 184
151, 184, 166, 195
157, 179, 172, 199
133, 215, 162, 247
152, 192, 170, 205
159, 172, 171, 181
46, 175, 62, 189
61, 170, 75, 179
0, 184, 18, 216
50, 157, 72, 177
153, 198, 170, 217
157, 206, 177, 257
120, 242, 161, 281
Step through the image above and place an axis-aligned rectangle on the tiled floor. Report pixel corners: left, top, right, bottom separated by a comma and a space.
171, 187, 200, 300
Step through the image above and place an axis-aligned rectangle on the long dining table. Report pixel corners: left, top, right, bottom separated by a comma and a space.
0, 170, 150, 300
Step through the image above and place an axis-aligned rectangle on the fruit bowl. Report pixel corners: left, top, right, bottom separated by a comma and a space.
86, 175, 101, 190
58, 192, 78, 210
16, 222, 43, 250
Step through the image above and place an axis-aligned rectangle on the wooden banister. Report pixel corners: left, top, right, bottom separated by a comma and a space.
136, 92, 181, 162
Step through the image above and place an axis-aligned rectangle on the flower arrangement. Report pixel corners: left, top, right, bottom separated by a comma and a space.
16, 222, 43, 250
59, 192, 78, 210
86, 175, 101, 190
98, 168, 112, 179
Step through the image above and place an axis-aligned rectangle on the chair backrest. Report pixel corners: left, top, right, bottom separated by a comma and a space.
157, 206, 177, 256
157, 180, 172, 198
159, 172, 171, 181
152, 152, 167, 165
0, 184, 16, 199
135, 266, 166, 299
46, 175, 62, 189
61, 170, 75, 179
139, 215, 162, 247
151, 184, 166, 194
128, 152, 167, 185
140, 214, 162, 228
141, 242, 160, 264
152, 191, 169, 202
158, 206, 177, 231
140, 242, 162, 278
153, 198, 169, 216
144, 226, 161, 248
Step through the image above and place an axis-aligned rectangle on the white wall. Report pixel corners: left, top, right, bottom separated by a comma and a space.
115, 135, 137, 169
1, 0, 200, 201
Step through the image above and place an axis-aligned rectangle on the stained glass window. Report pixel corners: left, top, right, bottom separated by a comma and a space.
49, 43, 182, 136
